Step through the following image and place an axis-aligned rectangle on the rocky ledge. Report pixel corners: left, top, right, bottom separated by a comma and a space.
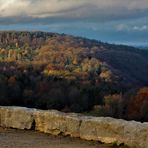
0, 106, 147, 148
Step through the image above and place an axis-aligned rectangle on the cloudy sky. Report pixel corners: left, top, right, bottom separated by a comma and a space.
0, 0, 148, 46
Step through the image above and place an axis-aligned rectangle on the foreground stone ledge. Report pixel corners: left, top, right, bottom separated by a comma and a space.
34, 110, 81, 137
0, 106, 147, 148
0, 107, 35, 129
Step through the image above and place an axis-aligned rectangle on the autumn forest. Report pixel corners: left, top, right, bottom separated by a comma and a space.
0, 31, 148, 122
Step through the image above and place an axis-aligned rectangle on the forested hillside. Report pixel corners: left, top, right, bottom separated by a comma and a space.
0, 31, 148, 121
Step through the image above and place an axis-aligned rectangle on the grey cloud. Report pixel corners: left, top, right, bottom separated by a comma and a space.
0, 0, 148, 20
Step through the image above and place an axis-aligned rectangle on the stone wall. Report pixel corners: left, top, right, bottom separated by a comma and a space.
0, 106, 147, 148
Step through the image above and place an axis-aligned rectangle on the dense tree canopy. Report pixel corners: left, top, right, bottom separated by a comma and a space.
0, 31, 148, 121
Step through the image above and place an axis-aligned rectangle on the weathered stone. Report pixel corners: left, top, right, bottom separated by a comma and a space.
0, 106, 148, 148
62, 113, 81, 137
34, 110, 81, 137
0, 106, 34, 130
79, 116, 148, 148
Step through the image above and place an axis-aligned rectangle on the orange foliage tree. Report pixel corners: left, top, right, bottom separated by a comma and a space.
128, 87, 148, 121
